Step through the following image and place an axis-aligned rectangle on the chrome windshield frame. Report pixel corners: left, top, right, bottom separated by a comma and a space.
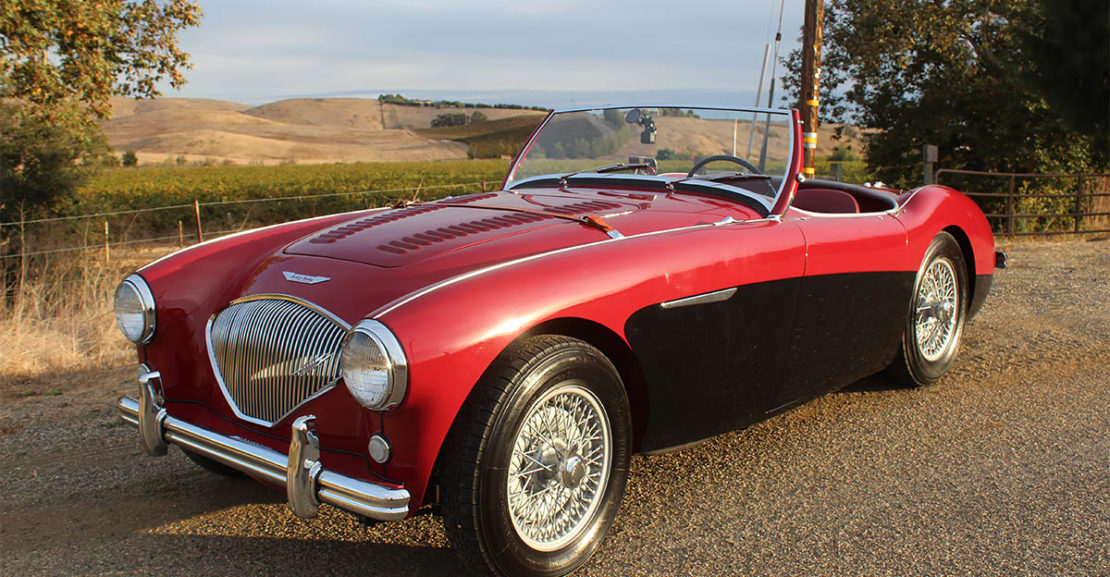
502, 105, 799, 216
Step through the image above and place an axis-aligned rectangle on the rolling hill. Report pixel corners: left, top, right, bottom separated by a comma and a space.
101, 97, 859, 166
102, 97, 546, 165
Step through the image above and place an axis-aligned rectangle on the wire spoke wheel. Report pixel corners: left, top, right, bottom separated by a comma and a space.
887, 232, 968, 387
506, 383, 612, 551
439, 335, 631, 577
914, 258, 958, 361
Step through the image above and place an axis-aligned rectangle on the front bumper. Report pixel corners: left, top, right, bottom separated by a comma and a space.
117, 372, 410, 521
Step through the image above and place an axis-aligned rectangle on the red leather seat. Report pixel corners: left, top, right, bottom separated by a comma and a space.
792, 188, 860, 214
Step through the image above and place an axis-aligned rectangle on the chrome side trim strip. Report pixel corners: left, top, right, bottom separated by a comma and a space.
659, 287, 738, 309
788, 206, 899, 218
890, 186, 924, 216
116, 396, 410, 521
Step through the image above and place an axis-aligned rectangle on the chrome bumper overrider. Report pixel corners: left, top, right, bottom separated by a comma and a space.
117, 372, 410, 521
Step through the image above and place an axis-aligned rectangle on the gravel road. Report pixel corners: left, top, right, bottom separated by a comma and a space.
2, 237, 1108, 576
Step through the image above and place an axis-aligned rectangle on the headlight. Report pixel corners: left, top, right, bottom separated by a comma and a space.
340, 320, 408, 411
113, 274, 156, 344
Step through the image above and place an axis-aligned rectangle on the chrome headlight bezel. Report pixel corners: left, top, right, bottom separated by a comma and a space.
114, 274, 157, 344
340, 320, 408, 411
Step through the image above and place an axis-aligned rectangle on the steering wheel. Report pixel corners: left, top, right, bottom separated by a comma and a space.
687, 155, 762, 177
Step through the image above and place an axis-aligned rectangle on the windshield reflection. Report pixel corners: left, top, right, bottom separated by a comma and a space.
506, 107, 794, 205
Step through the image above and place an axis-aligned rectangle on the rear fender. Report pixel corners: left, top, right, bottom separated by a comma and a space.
895, 185, 996, 307
897, 186, 994, 273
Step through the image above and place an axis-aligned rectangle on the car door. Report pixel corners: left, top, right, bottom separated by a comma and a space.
772, 211, 912, 410
624, 219, 807, 451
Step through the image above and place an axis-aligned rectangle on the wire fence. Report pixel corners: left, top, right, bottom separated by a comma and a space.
4, 167, 1106, 302
0, 180, 495, 262
0, 180, 499, 302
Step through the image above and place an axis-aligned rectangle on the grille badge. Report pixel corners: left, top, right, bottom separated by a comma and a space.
283, 271, 330, 285
293, 352, 336, 376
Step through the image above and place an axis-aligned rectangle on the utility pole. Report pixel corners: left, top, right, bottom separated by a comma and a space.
923, 144, 938, 185
799, 0, 824, 177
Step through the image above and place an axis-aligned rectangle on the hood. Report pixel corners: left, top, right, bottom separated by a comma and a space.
284, 188, 760, 269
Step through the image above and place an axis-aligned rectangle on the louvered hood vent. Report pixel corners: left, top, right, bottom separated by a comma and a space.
284, 193, 625, 268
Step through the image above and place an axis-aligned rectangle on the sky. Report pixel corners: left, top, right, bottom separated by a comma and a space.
162, 0, 806, 108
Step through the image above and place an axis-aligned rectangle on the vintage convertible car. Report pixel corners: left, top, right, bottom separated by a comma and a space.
115, 106, 999, 577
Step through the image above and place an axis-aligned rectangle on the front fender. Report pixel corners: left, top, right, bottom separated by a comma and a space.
375, 219, 806, 509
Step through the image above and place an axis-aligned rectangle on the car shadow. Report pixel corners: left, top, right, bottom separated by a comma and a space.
835, 371, 915, 394
135, 533, 465, 576
3, 443, 467, 576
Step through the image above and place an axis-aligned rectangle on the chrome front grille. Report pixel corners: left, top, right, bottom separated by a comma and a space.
207, 296, 348, 426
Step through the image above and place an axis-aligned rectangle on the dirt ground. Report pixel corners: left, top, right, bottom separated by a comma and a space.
1, 237, 1107, 576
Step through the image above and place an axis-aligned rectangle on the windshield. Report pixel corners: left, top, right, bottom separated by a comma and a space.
504, 106, 795, 210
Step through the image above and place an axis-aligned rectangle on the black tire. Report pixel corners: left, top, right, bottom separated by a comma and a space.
439, 335, 632, 577
887, 232, 969, 386
182, 449, 243, 478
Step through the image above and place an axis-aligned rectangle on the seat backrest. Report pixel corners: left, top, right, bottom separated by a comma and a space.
792, 188, 860, 214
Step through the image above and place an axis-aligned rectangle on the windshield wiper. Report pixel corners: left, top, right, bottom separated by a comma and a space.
665, 172, 770, 190
558, 162, 654, 186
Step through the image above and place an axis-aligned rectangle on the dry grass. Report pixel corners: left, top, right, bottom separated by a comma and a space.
101, 96, 541, 166
0, 244, 176, 396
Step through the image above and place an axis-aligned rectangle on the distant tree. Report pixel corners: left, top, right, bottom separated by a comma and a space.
658, 108, 700, 118
431, 113, 468, 128
469, 110, 488, 124
378, 94, 412, 105
603, 109, 625, 127
783, 0, 1105, 187
121, 150, 139, 167
0, 0, 202, 216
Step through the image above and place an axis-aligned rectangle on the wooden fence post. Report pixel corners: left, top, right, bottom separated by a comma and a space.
1006, 175, 1016, 236
193, 199, 204, 243
178, 220, 184, 247
1074, 176, 1084, 234
17, 206, 26, 323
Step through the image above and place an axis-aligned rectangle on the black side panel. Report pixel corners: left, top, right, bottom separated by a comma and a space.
774, 272, 915, 406
625, 278, 801, 452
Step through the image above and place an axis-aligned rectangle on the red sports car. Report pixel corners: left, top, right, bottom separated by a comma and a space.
115, 106, 1000, 577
